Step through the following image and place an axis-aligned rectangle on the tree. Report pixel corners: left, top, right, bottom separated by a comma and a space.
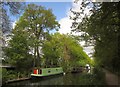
3, 28, 33, 72
0, 2, 25, 64
42, 33, 63, 68
42, 33, 91, 72
70, 1, 120, 72
15, 4, 60, 67
0, 2, 25, 33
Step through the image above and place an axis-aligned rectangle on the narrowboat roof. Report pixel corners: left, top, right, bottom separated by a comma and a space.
34, 67, 62, 69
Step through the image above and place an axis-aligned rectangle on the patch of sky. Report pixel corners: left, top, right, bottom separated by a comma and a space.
25, 2, 72, 34
26, 2, 72, 21
10, 2, 72, 33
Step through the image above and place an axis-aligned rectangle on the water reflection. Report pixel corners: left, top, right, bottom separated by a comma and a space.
30, 75, 64, 85
4, 73, 92, 86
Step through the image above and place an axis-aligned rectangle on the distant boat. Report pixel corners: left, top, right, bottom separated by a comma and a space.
71, 66, 83, 73
31, 67, 63, 78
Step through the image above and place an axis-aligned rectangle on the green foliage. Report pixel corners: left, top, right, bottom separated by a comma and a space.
0, 68, 1, 80
2, 68, 8, 82
2, 68, 30, 83
2, 68, 18, 83
15, 4, 60, 67
87, 3, 120, 72
42, 33, 91, 71
3, 28, 33, 71
3, 4, 60, 77
71, 1, 120, 72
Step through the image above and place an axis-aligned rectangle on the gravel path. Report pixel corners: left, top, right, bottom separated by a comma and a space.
103, 69, 120, 85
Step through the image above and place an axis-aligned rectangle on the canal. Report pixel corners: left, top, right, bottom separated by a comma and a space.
4, 72, 95, 86
3, 71, 106, 87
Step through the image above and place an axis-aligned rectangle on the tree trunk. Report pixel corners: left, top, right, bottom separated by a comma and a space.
36, 46, 40, 67
0, 29, 3, 60
33, 47, 37, 67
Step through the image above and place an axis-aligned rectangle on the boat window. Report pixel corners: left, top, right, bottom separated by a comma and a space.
39, 69, 42, 74
48, 70, 51, 73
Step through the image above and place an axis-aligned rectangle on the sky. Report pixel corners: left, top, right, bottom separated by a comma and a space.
12, 2, 80, 34
26, 2, 73, 34
12, 2, 72, 31
26, 2, 72, 21
11, 1, 94, 57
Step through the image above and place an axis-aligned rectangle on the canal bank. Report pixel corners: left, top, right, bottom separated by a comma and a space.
103, 69, 120, 85
3, 70, 106, 86
5, 77, 30, 84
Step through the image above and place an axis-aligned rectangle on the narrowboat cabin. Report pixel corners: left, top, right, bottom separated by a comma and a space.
31, 67, 63, 78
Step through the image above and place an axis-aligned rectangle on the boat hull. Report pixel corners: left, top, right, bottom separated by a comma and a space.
30, 72, 63, 80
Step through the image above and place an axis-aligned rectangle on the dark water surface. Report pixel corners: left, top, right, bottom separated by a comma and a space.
3, 73, 95, 86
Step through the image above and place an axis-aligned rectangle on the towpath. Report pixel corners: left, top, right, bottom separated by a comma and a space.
103, 69, 120, 85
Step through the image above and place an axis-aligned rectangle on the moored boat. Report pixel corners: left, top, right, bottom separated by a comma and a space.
31, 67, 63, 78
71, 66, 83, 73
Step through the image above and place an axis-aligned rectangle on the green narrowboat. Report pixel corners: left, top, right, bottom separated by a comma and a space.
31, 67, 63, 78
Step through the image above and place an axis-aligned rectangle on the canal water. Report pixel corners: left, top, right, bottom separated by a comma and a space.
4, 73, 93, 86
